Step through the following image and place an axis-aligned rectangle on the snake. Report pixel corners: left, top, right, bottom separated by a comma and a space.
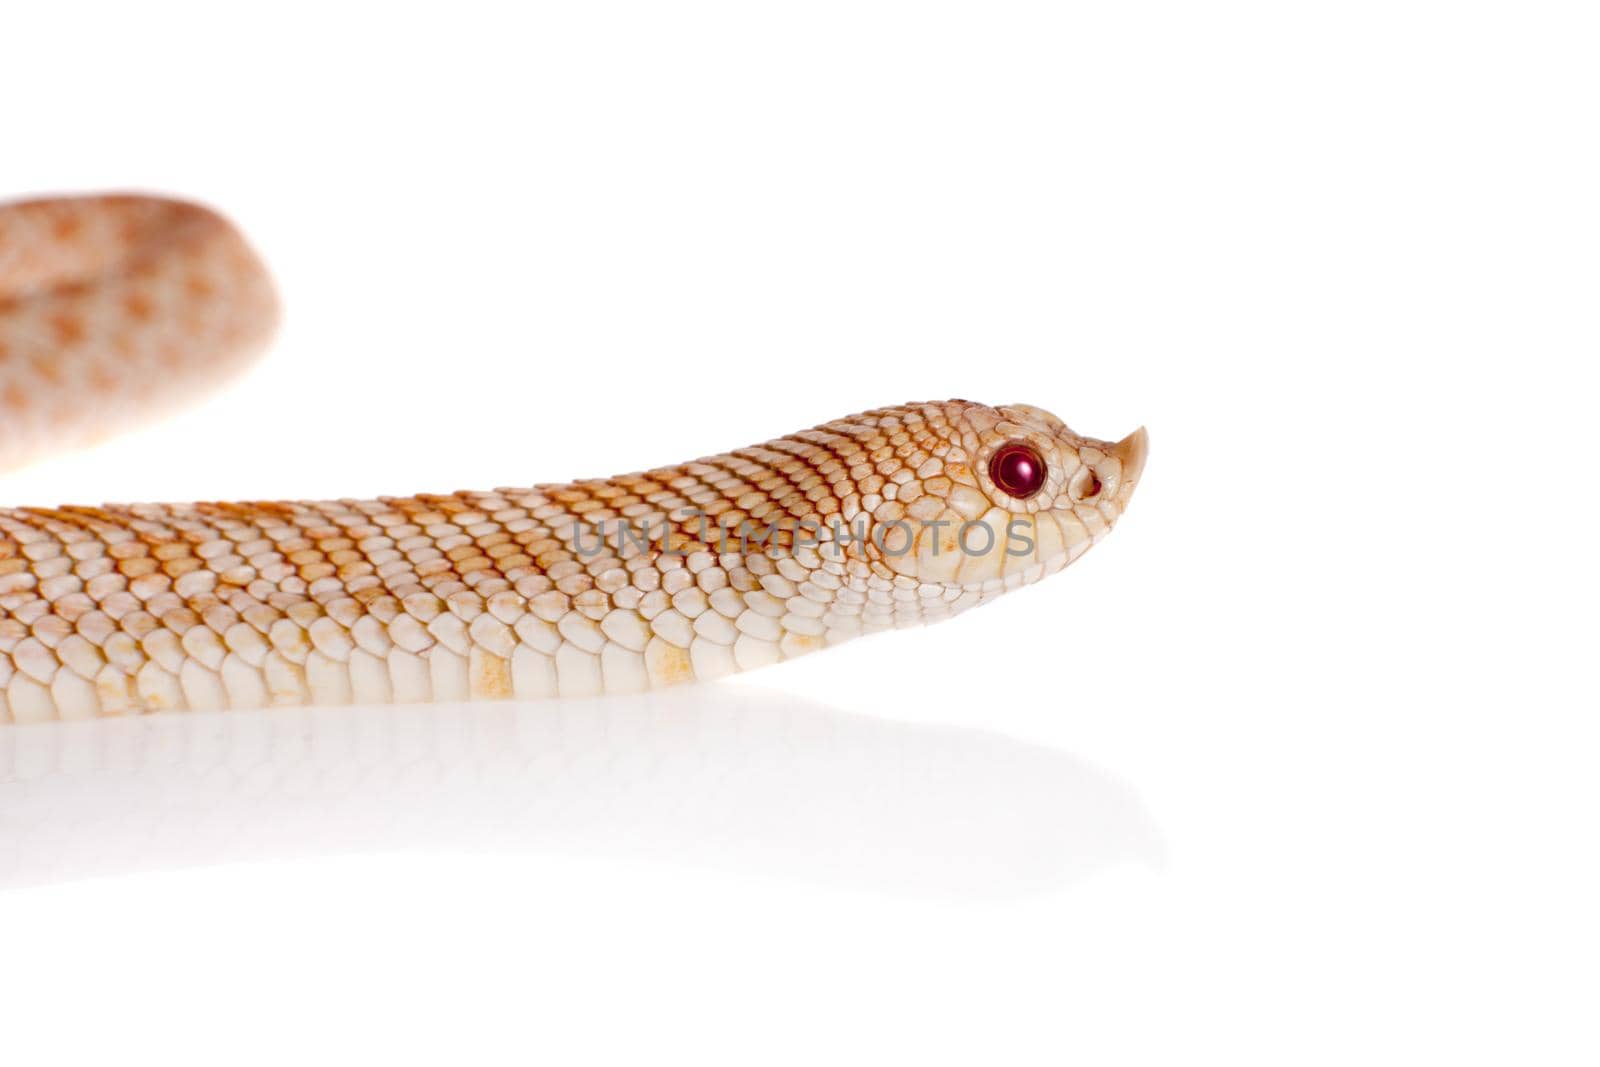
0, 194, 1147, 724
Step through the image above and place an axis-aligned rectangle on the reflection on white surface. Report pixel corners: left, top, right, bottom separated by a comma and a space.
0, 688, 1159, 898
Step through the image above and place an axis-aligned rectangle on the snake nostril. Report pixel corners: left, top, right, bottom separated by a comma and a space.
1069, 468, 1102, 502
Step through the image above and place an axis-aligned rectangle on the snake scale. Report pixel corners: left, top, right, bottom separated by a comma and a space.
0, 194, 1147, 723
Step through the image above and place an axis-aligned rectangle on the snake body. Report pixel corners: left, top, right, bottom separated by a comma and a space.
0, 195, 1146, 723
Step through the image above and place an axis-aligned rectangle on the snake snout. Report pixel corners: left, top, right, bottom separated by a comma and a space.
1113, 427, 1149, 488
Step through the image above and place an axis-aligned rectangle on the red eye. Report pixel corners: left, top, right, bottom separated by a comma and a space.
988, 442, 1047, 500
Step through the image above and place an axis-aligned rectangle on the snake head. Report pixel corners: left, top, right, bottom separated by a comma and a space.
846, 400, 1148, 594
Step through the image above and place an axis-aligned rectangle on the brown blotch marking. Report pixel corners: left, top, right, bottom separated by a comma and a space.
51, 314, 85, 346
786, 633, 823, 655
88, 363, 120, 395
650, 641, 694, 685
1, 382, 29, 413
28, 355, 64, 385
51, 213, 84, 241
469, 649, 513, 699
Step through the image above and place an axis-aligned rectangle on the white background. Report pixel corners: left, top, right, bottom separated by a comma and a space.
1, 2, 1595, 1063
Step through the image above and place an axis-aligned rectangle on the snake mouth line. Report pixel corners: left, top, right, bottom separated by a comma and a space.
569, 513, 1044, 561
